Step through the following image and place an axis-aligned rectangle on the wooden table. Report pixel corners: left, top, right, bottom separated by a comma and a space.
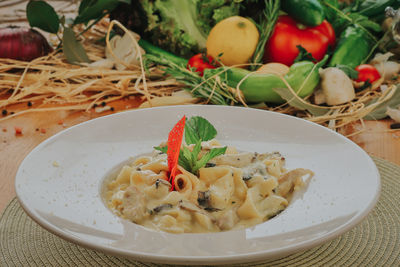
1, 103, 399, 213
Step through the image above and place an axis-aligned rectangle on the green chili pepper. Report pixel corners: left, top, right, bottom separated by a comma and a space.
281, 0, 326, 26
225, 56, 328, 104
328, 25, 375, 69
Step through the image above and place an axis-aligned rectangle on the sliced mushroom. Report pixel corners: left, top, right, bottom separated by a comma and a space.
151, 203, 173, 214
197, 191, 212, 209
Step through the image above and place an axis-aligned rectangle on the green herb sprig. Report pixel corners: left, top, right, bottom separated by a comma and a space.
155, 116, 227, 175
250, 0, 281, 71
145, 54, 239, 106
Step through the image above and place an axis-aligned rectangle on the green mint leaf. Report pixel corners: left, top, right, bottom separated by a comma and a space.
188, 140, 202, 170
193, 147, 227, 173
62, 27, 91, 64
185, 116, 217, 145
294, 45, 317, 63
179, 147, 193, 172
26, 1, 60, 33
192, 140, 202, 158
335, 64, 359, 79
154, 146, 168, 153
74, 0, 120, 25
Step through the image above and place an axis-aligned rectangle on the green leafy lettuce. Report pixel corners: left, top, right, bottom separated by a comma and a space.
112, 0, 241, 58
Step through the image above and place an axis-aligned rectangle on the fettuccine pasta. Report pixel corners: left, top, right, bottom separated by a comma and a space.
104, 139, 313, 233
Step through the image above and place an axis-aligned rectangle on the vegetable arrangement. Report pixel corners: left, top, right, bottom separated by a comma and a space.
116, 0, 399, 118
1, 0, 400, 132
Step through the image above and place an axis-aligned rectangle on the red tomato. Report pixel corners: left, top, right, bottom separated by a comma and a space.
355, 64, 381, 83
264, 16, 336, 66
187, 54, 216, 76
313, 20, 336, 47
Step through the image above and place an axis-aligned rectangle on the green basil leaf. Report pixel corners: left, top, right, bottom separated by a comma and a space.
272, 87, 331, 116
364, 85, 400, 120
193, 147, 227, 173
74, 0, 120, 25
26, 1, 60, 33
62, 27, 91, 64
185, 116, 217, 145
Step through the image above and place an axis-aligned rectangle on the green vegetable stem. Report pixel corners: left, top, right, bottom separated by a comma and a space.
281, 0, 326, 26
328, 25, 375, 69
225, 56, 328, 104
138, 39, 188, 67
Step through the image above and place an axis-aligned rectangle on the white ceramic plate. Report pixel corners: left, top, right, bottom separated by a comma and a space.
15, 105, 380, 265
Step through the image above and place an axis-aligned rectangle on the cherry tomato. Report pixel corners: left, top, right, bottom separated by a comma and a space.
355, 64, 381, 83
264, 16, 335, 66
187, 53, 216, 76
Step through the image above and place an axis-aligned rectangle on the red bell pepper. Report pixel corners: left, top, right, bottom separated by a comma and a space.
264, 15, 335, 66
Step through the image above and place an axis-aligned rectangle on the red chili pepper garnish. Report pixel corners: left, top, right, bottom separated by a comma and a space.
167, 115, 186, 190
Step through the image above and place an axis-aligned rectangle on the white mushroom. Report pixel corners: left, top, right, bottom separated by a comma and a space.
374, 61, 400, 81
313, 88, 326, 105
319, 67, 355, 106
370, 52, 400, 81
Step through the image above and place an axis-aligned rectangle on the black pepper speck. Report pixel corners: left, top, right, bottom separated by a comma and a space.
390, 123, 400, 129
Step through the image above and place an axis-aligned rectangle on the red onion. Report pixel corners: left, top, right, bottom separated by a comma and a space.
0, 26, 53, 61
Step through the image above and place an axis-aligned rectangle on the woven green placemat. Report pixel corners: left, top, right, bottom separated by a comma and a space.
1, 157, 399, 267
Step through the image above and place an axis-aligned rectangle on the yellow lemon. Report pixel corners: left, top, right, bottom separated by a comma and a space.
206, 16, 259, 66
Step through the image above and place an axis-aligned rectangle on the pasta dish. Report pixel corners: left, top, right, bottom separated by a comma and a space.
103, 116, 313, 233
